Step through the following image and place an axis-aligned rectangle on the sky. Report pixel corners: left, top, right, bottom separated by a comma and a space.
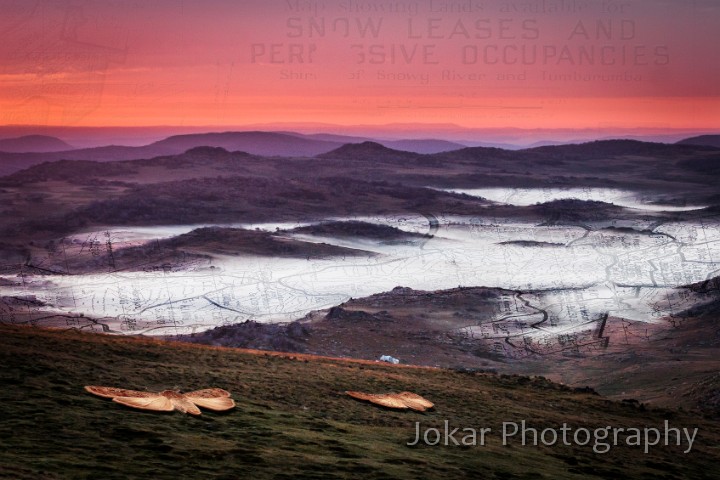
0, 0, 718, 134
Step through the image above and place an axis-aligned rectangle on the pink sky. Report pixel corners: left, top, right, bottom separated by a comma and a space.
0, 0, 718, 132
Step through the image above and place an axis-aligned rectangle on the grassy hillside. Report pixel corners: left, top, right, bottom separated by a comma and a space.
0, 325, 718, 479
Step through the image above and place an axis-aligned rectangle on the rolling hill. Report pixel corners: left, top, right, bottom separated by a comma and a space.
677, 135, 720, 148
0, 135, 74, 153
149, 131, 343, 157
1, 324, 718, 479
0, 131, 344, 176
317, 141, 421, 162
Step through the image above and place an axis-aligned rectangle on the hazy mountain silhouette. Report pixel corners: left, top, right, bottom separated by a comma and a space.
521, 139, 717, 158
1, 134, 718, 178
381, 139, 467, 154
283, 132, 467, 153
677, 135, 720, 148
316, 141, 420, 161
149, 131, 342, 157
0, 131, 345, 176
0, 135, 73, 153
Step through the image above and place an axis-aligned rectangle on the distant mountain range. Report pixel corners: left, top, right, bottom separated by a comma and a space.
281, 132, 467, 153
0, 132, 322, 176
0, 131, 472, 176
0, 131, 717, 177
1, 124, 717, 148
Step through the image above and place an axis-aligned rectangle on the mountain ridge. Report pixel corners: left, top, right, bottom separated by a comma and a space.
677, 134, 720, 148
0, 134, 74, 153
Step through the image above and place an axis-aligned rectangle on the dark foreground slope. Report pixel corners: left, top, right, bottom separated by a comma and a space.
1, 325, 719, 480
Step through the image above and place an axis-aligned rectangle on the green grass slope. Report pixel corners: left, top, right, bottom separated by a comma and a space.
0, 325, 718, 480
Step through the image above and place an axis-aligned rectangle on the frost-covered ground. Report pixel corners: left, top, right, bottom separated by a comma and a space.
2, 189, 718, 336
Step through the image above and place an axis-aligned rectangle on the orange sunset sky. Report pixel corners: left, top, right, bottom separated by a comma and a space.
0, 0, 718, 133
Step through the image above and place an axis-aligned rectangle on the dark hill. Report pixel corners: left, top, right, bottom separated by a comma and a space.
0, 131, 342, 176
529, 199, 625, 222
2, 324, 718, 479
289, 220, 428, 242
151, 131, 341, 157
426, 145, 518, 162
0, 148, 257, 186
382, 139, 466, 154
43, 227, 374, 275
0, 135, 73, 153
0, 159, 140, 185
317, 141, 419, 161
522, 139, 716, 159
161, 226, 373, 258
676, 134, 720, 148
283, 132, 467, 154
425, 139, 717, 170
